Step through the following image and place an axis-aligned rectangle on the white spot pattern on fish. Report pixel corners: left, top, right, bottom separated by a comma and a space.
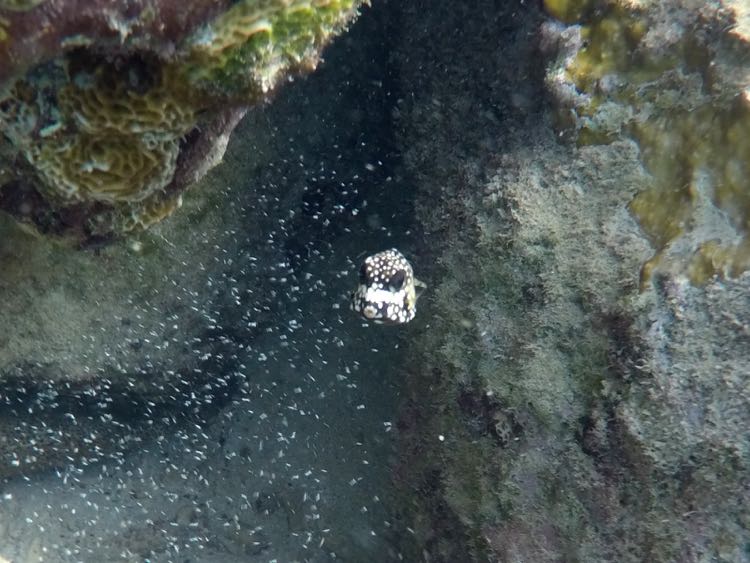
351, 249, 426, 325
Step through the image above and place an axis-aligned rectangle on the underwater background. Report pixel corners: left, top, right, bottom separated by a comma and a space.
0, 0, 749, 561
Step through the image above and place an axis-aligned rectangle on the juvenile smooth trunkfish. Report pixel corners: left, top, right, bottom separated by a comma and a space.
351, 249, 426, 325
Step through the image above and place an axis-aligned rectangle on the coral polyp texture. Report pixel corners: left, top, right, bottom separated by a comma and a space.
186, 0, 361, 98
544, 0, 750, 284
0, 0, 364, 240
5, 53, 194, 209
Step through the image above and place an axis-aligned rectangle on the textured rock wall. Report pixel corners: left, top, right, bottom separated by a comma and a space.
390, 0, 750, 560
0, 0, 363, 240
545, 0, 750, 284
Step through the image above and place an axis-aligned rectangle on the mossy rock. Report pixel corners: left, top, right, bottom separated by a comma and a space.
546, 0, 750, 284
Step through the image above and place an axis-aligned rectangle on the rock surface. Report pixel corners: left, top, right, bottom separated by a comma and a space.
390, 0, 750, 560
544, 0, 750, 284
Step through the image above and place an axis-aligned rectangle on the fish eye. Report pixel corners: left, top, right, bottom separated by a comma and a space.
359, 263, 369, 284
388, 270, 406, 291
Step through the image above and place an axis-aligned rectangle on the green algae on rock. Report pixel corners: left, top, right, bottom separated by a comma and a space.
544, 0, 750, 285
0, 0, 365, 242
543, 0, 595, 24
185, 0, 362, 99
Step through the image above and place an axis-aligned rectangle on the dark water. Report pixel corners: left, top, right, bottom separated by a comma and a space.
0, 2, 422, 561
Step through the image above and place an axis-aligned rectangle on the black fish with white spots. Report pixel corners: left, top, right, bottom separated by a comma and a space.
351, 249, 426, 324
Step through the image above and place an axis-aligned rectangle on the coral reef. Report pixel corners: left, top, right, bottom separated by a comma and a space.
185, 0, 361, 98
389, 0, 750, 561
544, 0, 750, 283
0, 51, 198, 235
0, 14, 403, 539
0, 0, 364, 240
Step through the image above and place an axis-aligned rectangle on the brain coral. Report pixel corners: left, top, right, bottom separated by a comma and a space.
38, 54, 194, 205
0, 0, 364, 240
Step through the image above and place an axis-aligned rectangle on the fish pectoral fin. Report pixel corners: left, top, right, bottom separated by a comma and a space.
414, 278, 427, 300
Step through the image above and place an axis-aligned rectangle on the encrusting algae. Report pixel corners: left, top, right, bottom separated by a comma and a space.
186, 0, 361, 98
544, 0, 750, 284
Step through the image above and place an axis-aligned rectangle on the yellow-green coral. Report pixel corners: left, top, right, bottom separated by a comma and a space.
33, 135, 180, 204
5, 55, 196, 210
548, 1, 750, 284
88, 190, 185, 235
185, 0, 361, 98
0, 0, 363, 237
119, 191, 184, 232
59, 64, 197, 139
0, 59, 192, 232
565, 6, 666, 90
